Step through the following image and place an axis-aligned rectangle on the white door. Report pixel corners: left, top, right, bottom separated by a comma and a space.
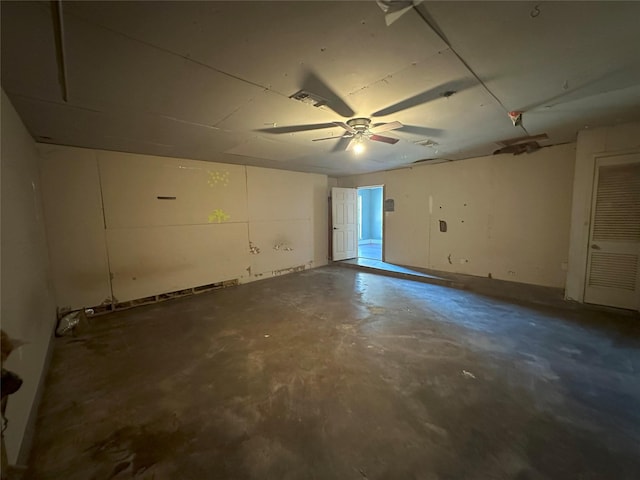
584, 153, 640, 310
332, 187, 357, 261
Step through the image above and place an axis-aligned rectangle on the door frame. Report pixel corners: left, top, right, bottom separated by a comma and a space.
356, 184, 385, 261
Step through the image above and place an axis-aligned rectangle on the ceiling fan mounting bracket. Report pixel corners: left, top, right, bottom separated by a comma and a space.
346, 117, 372, 131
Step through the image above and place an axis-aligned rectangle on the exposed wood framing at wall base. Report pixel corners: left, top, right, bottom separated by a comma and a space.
271, 264, 308, 277
57, 278, 240, 318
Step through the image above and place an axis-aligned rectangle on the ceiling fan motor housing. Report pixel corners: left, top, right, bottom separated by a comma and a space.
347, 117, 372, 131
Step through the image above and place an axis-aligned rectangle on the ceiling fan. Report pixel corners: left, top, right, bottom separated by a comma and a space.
311, 117, 403, 153
256, 71, 466, 153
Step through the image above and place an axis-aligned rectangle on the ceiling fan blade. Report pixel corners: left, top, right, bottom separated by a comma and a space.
332, 136, 354, 153
301, 70, 355, 118
369, 134, 399, 145
397, 124, 443, 136
256, 122, 337, 134
312, 135, 349, 142
371, 79, 476, 117
333, 121, 358, 134
369, 121, 403, 134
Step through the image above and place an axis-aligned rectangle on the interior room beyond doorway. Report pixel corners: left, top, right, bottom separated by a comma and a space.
357, 186, 383, 260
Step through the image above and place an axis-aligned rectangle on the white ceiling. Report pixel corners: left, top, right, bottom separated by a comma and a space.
2, 1, 640, 176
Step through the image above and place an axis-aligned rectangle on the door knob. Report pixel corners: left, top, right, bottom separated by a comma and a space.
591, 244, 601, 250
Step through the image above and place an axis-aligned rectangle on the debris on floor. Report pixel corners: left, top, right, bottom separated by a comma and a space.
367, 306, 386, 314
55, 310, 88, 337
462, 370, 477, 379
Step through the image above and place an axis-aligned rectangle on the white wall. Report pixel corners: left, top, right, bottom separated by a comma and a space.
38, 145, 329, 309
565, 122, 640, 301
0, 91, 57, 463
38, 147, 112, 308
338, 143, 576, 288
99, 152, 250, 302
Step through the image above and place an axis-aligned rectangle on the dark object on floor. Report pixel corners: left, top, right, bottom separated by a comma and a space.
2, 331, 26, 480
1, 370, 22, 399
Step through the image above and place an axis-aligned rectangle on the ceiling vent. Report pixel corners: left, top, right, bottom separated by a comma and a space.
289, 90, 329, 108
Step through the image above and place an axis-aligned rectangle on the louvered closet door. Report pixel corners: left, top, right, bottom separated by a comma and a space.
584, 153, 640, 310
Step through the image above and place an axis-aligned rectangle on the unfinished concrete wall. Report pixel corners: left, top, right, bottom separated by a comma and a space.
37, 145, 329, 308
338, 143, 576, 288
0, 91, 57, 463
565, 122, 640, 302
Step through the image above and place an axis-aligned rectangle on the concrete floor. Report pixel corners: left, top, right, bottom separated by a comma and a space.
340, 257, 456, 288
28, 266, 640, 479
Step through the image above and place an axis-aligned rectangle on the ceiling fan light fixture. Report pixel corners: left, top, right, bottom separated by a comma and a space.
353, 141, 365, 155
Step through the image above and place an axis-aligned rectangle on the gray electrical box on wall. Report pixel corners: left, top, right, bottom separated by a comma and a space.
384, 199, 395, 212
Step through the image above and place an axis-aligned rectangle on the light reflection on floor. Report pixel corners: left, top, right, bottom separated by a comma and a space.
358, 243, 381, 260
342, 257, 445, 281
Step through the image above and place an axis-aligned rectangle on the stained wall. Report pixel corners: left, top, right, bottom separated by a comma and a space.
339, 143, 576, 288
38, 145, 329, 309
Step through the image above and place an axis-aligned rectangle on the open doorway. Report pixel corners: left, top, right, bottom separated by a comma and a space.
357, 186, 383, 260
